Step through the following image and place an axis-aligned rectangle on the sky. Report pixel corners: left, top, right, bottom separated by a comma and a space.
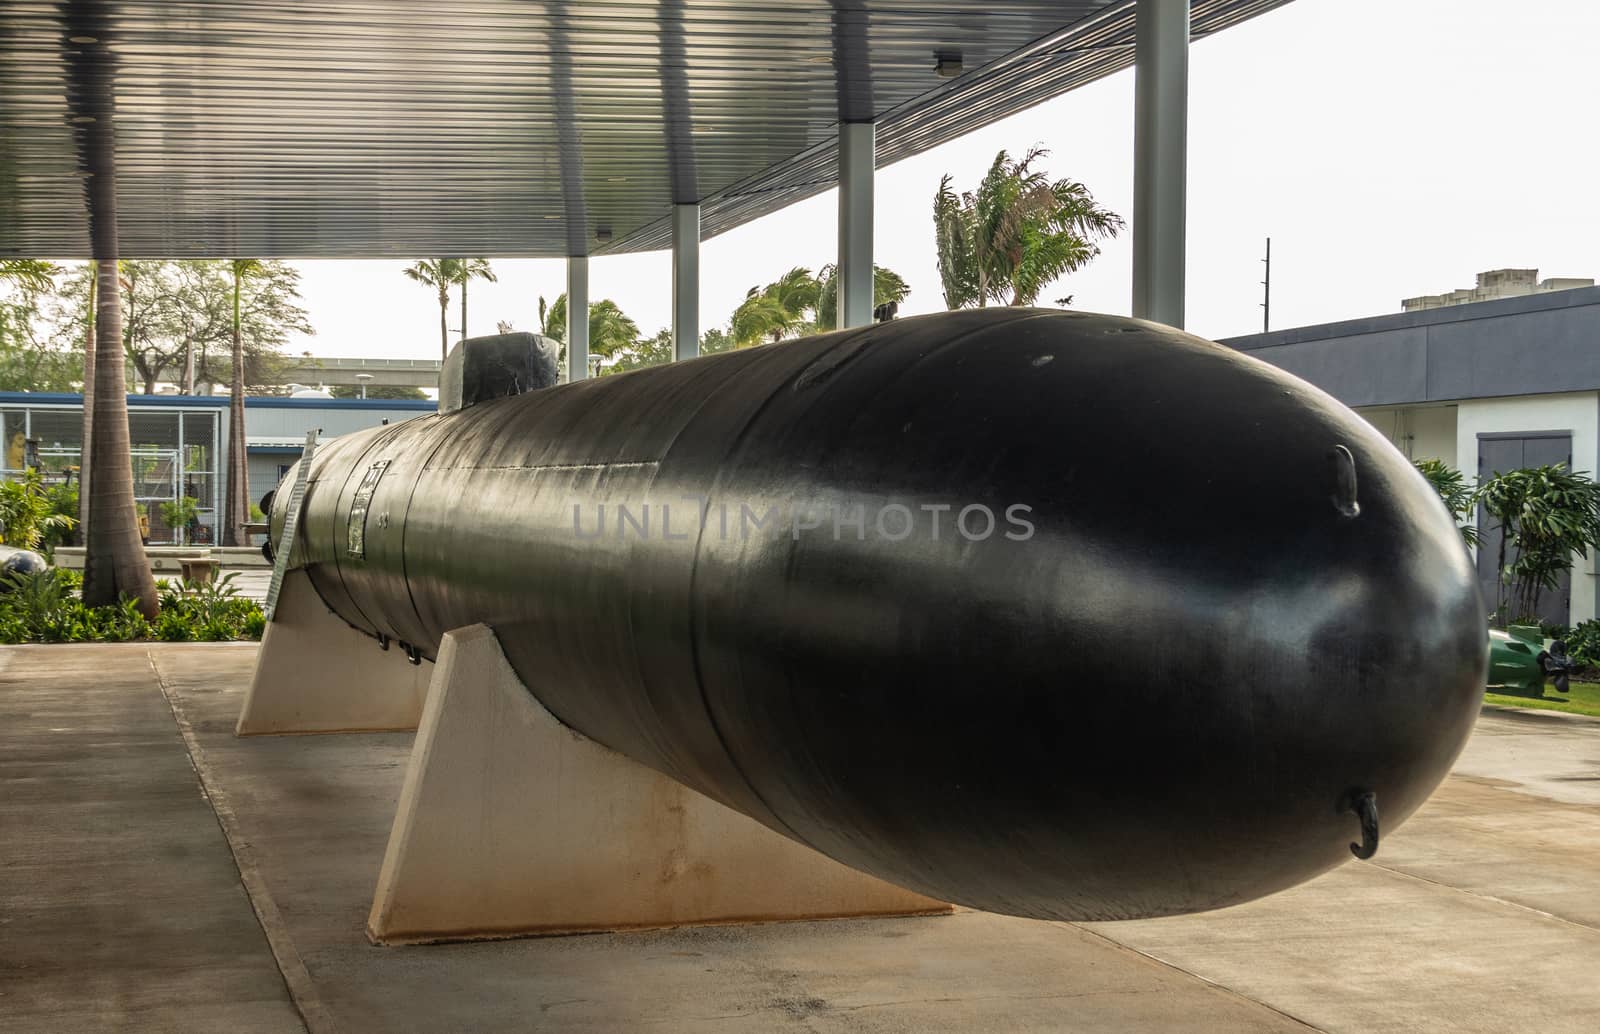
283, 0, 1600, 360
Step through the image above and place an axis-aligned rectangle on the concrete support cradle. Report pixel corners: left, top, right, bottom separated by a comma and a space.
367, 623, 950, 943
235, 569, 432, 736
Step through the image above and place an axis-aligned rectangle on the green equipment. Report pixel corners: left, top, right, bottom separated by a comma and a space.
1487, 625, 1573, 696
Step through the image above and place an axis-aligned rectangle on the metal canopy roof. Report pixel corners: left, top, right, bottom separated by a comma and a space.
0, 1, 1289, 259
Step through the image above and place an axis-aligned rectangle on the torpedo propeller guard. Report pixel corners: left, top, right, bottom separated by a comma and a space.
270, 309, 1487, 921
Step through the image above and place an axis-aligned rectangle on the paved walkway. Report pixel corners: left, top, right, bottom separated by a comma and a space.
4, 645, 1599, 1032
0, 645, 300, 1032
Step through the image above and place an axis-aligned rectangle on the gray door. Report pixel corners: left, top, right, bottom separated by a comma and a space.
1477, 433, 1572, 626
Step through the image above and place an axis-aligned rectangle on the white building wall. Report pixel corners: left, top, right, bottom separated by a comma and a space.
1456, 391, 1600, 624
1358, 405, 1457, 463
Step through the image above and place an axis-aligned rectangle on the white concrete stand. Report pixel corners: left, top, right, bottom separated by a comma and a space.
368, 624, 950, 944
236, 569, 433, 736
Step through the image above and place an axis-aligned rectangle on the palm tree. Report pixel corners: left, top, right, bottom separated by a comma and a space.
814, 264, 911, 332
403, 259, 460, 361
540, 293, 642, 377
933, 148, 1123, 309
730, 267, 820, 346
729, 291, 793, 348
224, 259, 263, 547
82, 258, 159, 617
79, 261, 96, 539
452, 258, 496, 340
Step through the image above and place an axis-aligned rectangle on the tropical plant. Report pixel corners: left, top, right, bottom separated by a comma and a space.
1414, 459, 1479, 547
933, 147, 1122, 309
0, 259, 60, 292
1477, 465, 1600, 626
0, 470, 76, 550
158, 495, 201, 545
82, 257, 160, 618
0, 259, 76, 392
0, 567, 73, 633
814, 264, 912, 332
1561, 619, 1600, 669
452, 258, 496, 340
603, 329, 674, 376
224, 259, 263, 546
44, 483, 79, 551
0, 568, 266, 644
404, 258, 460, 361
730, 266, 820, 346
700, 327, 735, 355
539, 293, 643, 377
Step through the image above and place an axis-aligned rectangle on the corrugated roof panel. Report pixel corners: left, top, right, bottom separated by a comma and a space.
0, 1, 1293, 258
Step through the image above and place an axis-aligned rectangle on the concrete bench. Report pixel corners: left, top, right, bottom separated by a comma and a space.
178, 556, 221, 585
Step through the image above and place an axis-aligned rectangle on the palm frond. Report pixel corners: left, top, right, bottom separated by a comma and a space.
934, 148, 1121, 310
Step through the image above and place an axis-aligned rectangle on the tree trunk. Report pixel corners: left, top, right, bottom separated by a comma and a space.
439, 286, 449, 362
1495, 517, 1509, 626
224, 266, 249, 547
78, 262, 96, 545
83, 259, 160, 617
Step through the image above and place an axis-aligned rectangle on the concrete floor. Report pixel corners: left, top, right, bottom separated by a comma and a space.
3, 645, 1599, 1033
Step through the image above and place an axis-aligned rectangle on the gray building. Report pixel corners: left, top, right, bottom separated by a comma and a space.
1, 392, 433, 543
1225, 285, 1600, 625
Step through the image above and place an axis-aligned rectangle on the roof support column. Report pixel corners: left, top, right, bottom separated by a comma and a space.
672, 203, 700, 361
566, 255, 589, 382
1132, 0, 1188, 329
837, 120, 875, 329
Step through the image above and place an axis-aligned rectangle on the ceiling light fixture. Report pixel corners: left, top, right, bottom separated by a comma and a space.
68, 35, 98, 44
934, 50, 963, 78
595, 225, 613, 243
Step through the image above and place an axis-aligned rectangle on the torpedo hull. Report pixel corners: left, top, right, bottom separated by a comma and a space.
273, 308, 1486, 920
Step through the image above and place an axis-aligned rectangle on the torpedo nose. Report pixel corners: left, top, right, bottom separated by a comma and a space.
1288, 432, 1486, 871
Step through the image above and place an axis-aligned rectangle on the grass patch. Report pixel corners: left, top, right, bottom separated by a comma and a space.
1485, 680, 1600, 719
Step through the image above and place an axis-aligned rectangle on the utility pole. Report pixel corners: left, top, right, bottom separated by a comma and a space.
1260, 237, 1272, 333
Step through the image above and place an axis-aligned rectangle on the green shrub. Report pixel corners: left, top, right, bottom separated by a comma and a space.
154, 608, 195, 642
1477, 465, 1600, 627
0, 567, 72, 630
158, 496, 201, 545
1540, 620, 1572, 641
43, 484, 79, 552
1563, 620, 1600, 668
1414, 459, 1479, 548
0, 470, 76, 551
0, 566, 264, 644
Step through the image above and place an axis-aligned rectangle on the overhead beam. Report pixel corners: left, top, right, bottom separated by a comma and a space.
837, 121, 876, 330
566, 256, 589, 382
672, 204, 700, 361
1131, 0, 1189, 329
